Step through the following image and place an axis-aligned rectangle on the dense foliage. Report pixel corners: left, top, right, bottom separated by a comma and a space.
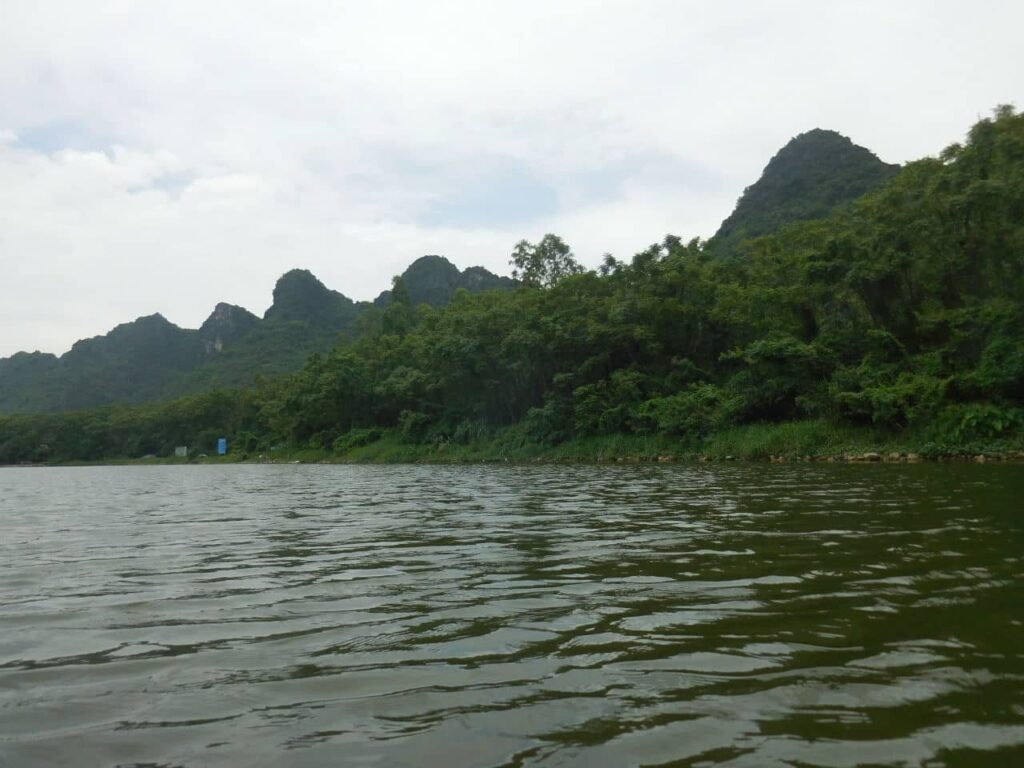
2, 108, 1022, 463
709, 128, 900, 255
373, 255, 514, 307
0, 260, 511, 414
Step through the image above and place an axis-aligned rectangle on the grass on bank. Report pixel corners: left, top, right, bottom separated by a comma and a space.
262, 419, 1024, 464
32, 418, 1024, 467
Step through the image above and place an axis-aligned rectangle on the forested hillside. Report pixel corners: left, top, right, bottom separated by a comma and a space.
0, 260, 511, 413
2, 107, 1021, 463
0, 270, 360, 413
374, 255, 515, 307
709, 128, 900, 255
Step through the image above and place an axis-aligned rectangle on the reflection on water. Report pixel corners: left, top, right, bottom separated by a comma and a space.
1, 463, 1023, 767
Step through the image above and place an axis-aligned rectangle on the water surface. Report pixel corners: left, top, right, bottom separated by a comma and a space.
1, 464, 1023, 767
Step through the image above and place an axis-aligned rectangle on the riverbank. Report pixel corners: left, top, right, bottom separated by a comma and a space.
319, 420, 1024, 464
17, 419, 1022, 467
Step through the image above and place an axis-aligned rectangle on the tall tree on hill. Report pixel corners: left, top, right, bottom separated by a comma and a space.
510, 234, 585, 288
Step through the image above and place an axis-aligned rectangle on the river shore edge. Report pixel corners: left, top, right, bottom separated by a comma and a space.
6, 420, 1024, 468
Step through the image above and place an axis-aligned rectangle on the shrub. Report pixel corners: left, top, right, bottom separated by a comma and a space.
573, 369, 647, 436
832, 367, 946, 428
397, 410, 432, 443
638, 384, 741, 438
523, 395, 572, 444
332, 428, 383, 453
932, 403, 1024, 444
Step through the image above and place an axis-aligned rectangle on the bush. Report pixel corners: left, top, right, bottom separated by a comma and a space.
332, 428, 383, 453
722, 335, 823, 421
397, 410, 432, 443
832, 367, 946, 428
523, 395, 572, 445
573, 369, 647, 436
931, 403, 1024, 444
638, 384, 741, 438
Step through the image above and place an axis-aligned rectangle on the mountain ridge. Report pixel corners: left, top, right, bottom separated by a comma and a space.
1, 127, 901, 415
709, 128, 900, 254
374, 255, 516, 307
0, 257, 513, 414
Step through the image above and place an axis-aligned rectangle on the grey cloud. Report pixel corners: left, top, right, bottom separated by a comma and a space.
0, 0, 1021, 356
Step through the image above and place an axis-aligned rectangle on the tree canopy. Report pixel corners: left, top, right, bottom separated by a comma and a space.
509, 234, 585, 288
3, 107, 1022, 463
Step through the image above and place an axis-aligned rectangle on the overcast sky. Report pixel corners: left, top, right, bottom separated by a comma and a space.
1, 1, 1021, 357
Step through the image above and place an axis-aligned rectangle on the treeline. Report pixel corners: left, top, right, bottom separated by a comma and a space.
2, 107, 1023, 463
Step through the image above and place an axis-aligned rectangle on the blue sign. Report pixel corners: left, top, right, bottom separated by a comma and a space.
217, 438, 228, 456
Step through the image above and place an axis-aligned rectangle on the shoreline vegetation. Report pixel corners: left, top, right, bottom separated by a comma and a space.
8, 420, 1024, 467
2, 108, 1024, 467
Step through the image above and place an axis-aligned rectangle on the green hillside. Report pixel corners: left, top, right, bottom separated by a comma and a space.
373, 255, 515, 307
0, 262, 511, 414
3, 107, 1022, 464
709, 128, 900, 255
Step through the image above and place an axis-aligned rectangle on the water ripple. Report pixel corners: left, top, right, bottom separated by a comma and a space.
1, 463, 1022, 767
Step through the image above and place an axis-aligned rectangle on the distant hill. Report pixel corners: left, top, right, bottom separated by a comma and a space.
709, 128, 900, 254
0, 259, 512, 414
0, 313, 213, 413
374, 255, 515, 307
0, 129, 899, 415
171, 270, 367, 394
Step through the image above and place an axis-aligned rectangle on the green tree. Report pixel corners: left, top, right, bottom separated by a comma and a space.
509, 234, 585, 288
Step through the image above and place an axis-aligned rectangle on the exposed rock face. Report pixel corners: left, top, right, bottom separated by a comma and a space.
199, 303, 259, 355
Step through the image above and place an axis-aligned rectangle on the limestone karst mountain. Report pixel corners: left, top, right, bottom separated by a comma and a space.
0, 260, 513, 413
709, 128, 900, 255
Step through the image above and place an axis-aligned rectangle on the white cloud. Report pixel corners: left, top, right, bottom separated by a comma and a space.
0, 0, 1022, 355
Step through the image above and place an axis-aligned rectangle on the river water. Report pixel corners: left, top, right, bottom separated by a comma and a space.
1, 464, 1022, 767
